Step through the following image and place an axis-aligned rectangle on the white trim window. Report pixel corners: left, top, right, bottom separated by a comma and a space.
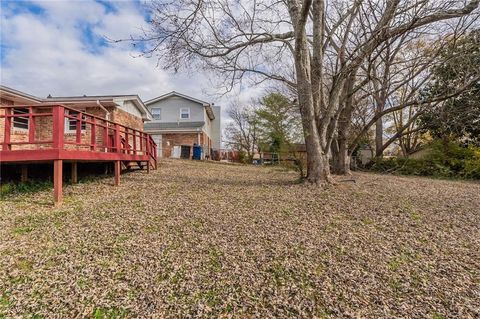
12, 108, 29, 130
180, 107, 190, 119
151, 107, 161, 120
65, 110, 86, 133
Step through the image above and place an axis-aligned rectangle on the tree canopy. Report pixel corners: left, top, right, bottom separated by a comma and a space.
420, 30, 480, 146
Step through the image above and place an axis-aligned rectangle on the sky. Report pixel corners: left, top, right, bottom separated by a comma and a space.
0, 0, 264, 123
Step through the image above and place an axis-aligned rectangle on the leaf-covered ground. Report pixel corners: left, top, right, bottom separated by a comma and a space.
1, 159, 479, 318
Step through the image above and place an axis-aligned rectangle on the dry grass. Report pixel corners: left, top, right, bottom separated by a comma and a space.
1, 159, 479, 318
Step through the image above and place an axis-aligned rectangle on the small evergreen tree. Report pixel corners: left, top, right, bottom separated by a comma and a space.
420, 30, 480, 146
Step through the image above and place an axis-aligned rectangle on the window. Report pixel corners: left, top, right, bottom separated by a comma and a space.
151, 107, 161, 120
65, 110, 86, 132
12, 108, 29, 130
180, 108, 190, 119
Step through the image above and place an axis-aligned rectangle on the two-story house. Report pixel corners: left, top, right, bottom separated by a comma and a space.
144, 92, 221, 159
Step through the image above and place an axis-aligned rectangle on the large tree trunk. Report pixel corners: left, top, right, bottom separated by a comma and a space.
331, 74, 355, 175
290, 1, 333, 185
297, 86, 326, 183
332, 136, 351, 175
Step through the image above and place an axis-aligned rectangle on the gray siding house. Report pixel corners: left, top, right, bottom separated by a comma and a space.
144, 92, 221, 159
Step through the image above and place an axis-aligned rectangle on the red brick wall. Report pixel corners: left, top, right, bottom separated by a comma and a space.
160, 133, 202, 158
111, 108, 144, 131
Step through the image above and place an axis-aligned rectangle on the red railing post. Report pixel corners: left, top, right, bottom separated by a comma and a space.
153, 137, 158, 159
91, 117, 96, 151
76, 111, 82, 144
114, 123, 121, 153
133, 130, 137, 155
28, 106, 35, 143
52, 105, 64, 150
3, 107, 12, 150
145, 134, 150, 157
103, 120, 109, 152
125, 126, 132, 154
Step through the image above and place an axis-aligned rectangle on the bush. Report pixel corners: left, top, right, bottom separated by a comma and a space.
370, 141, 480, 179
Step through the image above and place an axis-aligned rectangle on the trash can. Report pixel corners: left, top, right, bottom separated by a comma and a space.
192, 145, 203, 160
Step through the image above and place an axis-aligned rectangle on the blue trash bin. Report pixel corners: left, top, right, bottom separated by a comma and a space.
192, 145, 203, 160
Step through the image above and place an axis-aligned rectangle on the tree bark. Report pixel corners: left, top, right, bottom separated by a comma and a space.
289, 0, 332, 184
375, 116, 383, 157
332, 135, 351, 175
331, 73, 355, 175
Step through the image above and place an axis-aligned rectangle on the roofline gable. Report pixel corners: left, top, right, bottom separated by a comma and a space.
145, 91, 210, 106
145, 91, 216, 120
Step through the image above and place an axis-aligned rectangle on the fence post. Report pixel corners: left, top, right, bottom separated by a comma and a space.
114, 160, 121, 186
52, 105, 64, 150
53, 159, 63, 206
71, 161, 78, 184
21, 165, 28, 183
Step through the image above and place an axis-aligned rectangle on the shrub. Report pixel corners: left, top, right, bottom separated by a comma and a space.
370, 141, 480, 179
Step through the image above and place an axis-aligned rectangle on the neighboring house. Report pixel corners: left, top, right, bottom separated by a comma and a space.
144, 91, 221, 159
0, 85, 157, 205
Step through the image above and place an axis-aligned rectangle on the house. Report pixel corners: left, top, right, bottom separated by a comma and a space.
143, 91, 221, 159
0, 85, 157, 205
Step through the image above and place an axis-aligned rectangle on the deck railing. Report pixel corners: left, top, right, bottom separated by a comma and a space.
1, 104, 157, 165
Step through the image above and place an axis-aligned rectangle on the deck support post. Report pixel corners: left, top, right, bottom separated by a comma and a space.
54, 159, 63, 206
21, 165, 28, 183
147, 160, 150, 174
71, 161, 78, 184
114, 160, 121, 186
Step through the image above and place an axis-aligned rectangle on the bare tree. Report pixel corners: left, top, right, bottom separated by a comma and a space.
224, 102, 259, 162
346, 25, 480, 167
131, 0, 479, 183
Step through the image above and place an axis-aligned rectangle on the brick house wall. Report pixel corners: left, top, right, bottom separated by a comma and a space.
111, 108, 144, 131
160, 132, 203, 158
1, 99, 147, 152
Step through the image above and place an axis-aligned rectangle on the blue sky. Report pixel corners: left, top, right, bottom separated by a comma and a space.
0, 0, 261, 112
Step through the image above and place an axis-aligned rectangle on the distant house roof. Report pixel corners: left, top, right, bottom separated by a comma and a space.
145, 91, 215, 121
144, 121, 205, 132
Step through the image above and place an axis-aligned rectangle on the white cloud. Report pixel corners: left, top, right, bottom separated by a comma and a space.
0, 0, 265, 136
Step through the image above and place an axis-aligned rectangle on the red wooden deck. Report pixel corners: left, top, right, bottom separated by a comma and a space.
0, 104, 157, 206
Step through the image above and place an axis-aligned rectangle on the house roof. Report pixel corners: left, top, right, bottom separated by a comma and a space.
0, 85, 43, 104
0, 85, 152, 121
46, 94, 152, 121
145, 91, 216, 121
144, 121, 205, 131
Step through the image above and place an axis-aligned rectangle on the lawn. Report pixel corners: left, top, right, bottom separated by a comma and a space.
1, 159, 479, 318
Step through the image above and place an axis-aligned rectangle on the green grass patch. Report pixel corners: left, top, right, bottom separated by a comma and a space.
13, 226, 34, 235
92, 307, 129, 319
0, 180, 53, 197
